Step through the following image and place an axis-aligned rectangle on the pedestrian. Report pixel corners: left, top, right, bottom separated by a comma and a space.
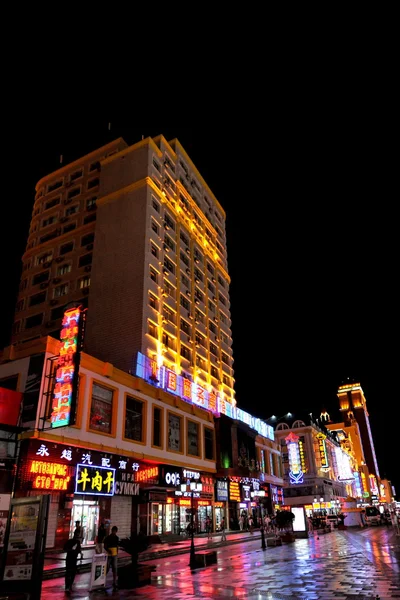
104, 525, 119, 590
96, 522, 106, 553
248, 515, 254, 533
264, 514, 271, 533
220, 517, 227, 542
307, 516, 314, 535
239, 514, 244, 531
73, 520, 84, 560
206, 515, 212, 539
64, 536, 82, 593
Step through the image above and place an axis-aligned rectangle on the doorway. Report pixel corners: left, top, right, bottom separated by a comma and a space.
70, 499, 99, 545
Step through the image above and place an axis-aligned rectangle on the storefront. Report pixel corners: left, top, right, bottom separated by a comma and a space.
14, 438, 158, 548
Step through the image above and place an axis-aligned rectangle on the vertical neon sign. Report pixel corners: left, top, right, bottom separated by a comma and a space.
285, 432, 304, 484
50, 306, 84, 428
316, 433, 329, 471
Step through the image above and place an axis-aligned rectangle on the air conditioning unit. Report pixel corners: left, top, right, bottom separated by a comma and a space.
163, 269, 169, 275
186, 268, 190, 275
212, 277, 216, 283
186, 248, 190, 255
163, 244, 169, 252
84, 265, 92, 272
186, 290, 191, 296
86, 244, 93, 251
195, 278, 199, 284
55, 257, 64, 263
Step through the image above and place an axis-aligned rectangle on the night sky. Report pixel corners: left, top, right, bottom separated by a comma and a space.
1, 102, 397, 497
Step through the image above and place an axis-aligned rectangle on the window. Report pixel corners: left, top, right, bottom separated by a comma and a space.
40, 230, 59, 244
164, 235, 175, 252
180, 319, 190, 335
207, 281, 215, 295
163, 305, 175, 325
222, 374, 230, 386
68, 187, 81, 199
151, 243, 159, 258
66, 205, 78, 216
60, 242, 74, 255
29, 292, 46, 307
164, 280, 176, 299
209, 321, 216, 334
51, 305, 67, 320
54, 284, 69, 298
152, 158, 161, 172
151, 220, 159, 235
168, 413, 182, 452
87, 178, 99, 190
47, 180, 63, 193
162, 332, 175, 351
44, 196, 61, 211
164, 213, 175, 231
150, 266, 158, 283
12, 321, 21, 334
196, 356, 205, 371
210, 365, 218, 379
63, 223, 76, 234
218, 275, 226, 288
180, 251, 189, 267
79, 253, 92, 267
181, 274, 189, 288
194, 309, 204, 324
221, 352, 230, 365
194, 289, 204, 303
81, 233, 94, 246
37, 252, 53, 265
89, 161, 100, 172
180, 345, 191, 361
25, 313, 43, 329
152, 197, 160, 213
32, 271, 49, 285
163, 257, 175, 275
15, 299, 24, 312
204, 427, 215, 460
149, 293, 158, 310
220, 295, 226, 306
148, 321, 157, 338
187, 420, 200, 456
194, 249, 203, 263
79, 276, 90, 289
70, 169, 83, 181
221, 332, 229, 344
86, 196, 97, 210
180, 230, 189, 246
83, 213, 96, 224
42, 215, 57, 228
196, 332, 205, 347
20, 279, 27, 291
209, 342, 218, 356
124, 396, 144, 442
269, 453, 275, 476
180, 294, 189, 311
57, 263, 71, 276
152, 407, 162, 448
260, 450, 266, 473
90, 382, 113, 434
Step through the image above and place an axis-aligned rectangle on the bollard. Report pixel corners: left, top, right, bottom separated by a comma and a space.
261, 526, 266, 550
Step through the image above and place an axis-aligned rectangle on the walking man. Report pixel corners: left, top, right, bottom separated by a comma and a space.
64, 536, 82, 593
73, 520, 84, 560
220, 517, 227, 542
104, 525, 119, 590
206, 515, 212, 540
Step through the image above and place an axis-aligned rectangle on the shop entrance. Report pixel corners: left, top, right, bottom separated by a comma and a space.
197, 504, 212, 533
70, 499, 99, 545
151, 502, 179, 535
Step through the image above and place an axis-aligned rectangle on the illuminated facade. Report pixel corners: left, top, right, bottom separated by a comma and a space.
274, 417, 354, 514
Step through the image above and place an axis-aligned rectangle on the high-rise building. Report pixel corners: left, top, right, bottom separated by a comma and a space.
11, 135, 235, 406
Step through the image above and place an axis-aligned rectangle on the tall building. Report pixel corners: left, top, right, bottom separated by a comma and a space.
11, 135, 235, 407
336, 381, 380, 481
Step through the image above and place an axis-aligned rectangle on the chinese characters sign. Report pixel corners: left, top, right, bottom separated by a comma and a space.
316, 433, 329, 472
285, 432, 304, 484
229, 481, 241, 502
75, 464, 115, 496
51, 306, 84, 428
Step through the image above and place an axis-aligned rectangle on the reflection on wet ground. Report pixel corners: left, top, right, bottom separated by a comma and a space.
40, 526, 400, 599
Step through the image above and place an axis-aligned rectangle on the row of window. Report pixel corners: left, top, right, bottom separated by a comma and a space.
16, 276, 91, 312
84, 381, 215, 460
30, 197, 97, 234
12, 297, 89, 335
20, 252, 92, 292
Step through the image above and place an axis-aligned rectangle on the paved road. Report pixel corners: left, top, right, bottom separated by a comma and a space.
38, 526, 400, 599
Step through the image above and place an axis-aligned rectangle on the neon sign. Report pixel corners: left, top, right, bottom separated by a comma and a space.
51, 306, 84, 428
136, 466, 159, 483
316, 433, 329, 471
285, 432, 304, 484
75, 464, 115, 496
29, 460, 72, 491
229, 481, 241, 502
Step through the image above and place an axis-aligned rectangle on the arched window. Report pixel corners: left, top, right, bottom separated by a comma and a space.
276, 423, 289, 431
293, 420, 306, 428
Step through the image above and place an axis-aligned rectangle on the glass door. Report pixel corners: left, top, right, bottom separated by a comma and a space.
70, 499, 99, 545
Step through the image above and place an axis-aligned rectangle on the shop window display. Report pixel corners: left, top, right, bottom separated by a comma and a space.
90, 383, 113, 433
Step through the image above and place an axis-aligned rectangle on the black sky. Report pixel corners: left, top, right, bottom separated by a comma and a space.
1, 43, 398, 496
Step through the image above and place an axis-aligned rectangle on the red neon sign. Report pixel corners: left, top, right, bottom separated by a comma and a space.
208, 391, 217, 412
29, 460, 71, 491
136, 466, 159, 482
179, 499, 191, 506
167, 371, 177, 391
51, 307, 82, 428
183, 378, 192, 399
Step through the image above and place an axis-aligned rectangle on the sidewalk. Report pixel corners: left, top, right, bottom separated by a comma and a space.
43, 529, 266, 578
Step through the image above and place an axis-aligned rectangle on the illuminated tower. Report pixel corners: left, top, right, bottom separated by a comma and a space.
337, 381, 380, 480
10, 135, 235, 408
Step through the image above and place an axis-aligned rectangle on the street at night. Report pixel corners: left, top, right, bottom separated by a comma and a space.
40, 528, 400, 599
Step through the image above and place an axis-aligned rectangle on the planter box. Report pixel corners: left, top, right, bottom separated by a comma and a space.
280, 533, 296, 543
267, 537, 282, 546
192, 550, 217, 568
118, 562, 154, 589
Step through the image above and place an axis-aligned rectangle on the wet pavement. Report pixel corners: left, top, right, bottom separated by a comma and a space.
26, 527, 400, 598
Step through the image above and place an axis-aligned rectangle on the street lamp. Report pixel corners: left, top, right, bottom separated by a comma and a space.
266, 412, 293, 423
181, 479, 202, 569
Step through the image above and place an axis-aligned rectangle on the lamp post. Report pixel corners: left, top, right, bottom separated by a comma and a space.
181, 479, 202, 569
260, 521, 266, 550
